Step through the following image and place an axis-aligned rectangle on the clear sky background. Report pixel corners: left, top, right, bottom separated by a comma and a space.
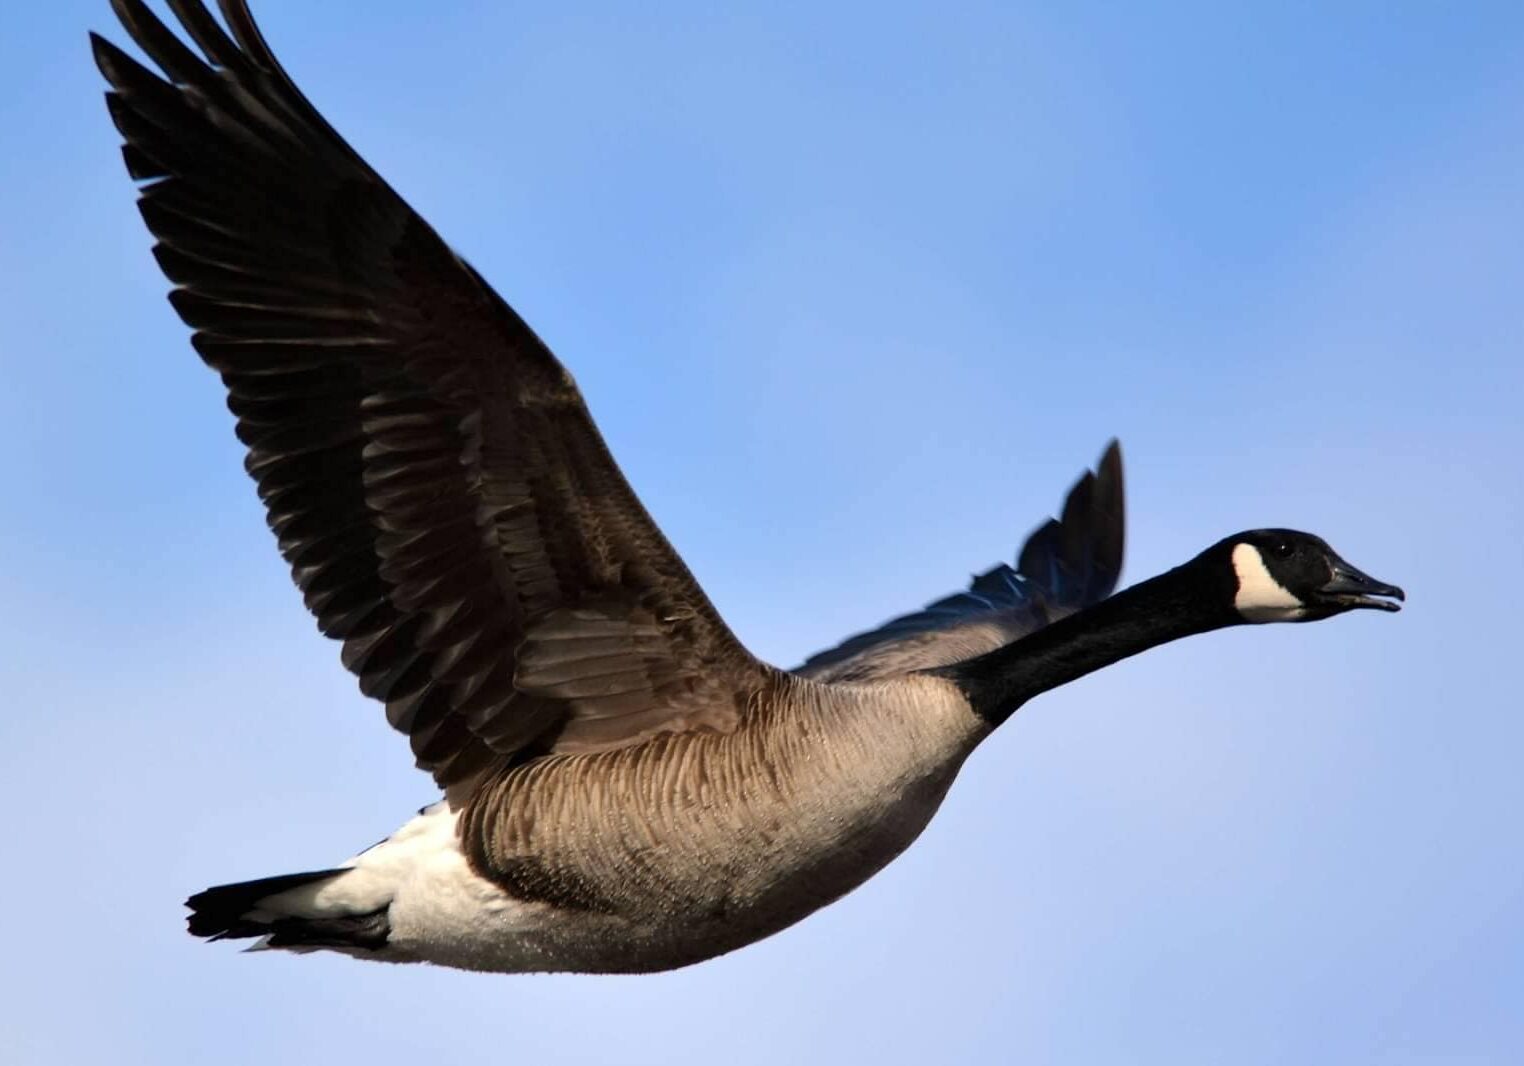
2, 2, 1521, 1063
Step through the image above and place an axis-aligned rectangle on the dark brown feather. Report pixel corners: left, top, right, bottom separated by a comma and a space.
94, 0, 771, 788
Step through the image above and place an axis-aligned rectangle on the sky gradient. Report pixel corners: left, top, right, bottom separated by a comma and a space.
2, 2, 1521, 1063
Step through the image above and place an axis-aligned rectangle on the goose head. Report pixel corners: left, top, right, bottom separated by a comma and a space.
1222, 529, 1404, 623
933, 525, 1403, 726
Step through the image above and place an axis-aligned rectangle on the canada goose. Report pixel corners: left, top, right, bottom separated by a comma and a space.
93, 0, 1404, 976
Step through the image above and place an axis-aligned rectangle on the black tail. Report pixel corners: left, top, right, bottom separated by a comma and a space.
187, 869, 348, 940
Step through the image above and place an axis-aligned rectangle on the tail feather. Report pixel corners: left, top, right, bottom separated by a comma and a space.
187, 804, 456, 956
187, 868, 348, 941
262, 909, 391, 951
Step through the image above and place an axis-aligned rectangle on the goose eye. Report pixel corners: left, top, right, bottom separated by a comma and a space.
1270, 541, 1294, 559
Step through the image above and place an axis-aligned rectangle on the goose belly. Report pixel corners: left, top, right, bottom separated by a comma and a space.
400, 677, 984, 973
386, 755, 971, 973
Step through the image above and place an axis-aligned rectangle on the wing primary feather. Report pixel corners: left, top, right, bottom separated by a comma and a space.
796, 441, 1125, 681
96, 0, 772, 790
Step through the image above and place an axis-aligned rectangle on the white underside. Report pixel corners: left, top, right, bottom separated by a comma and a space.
249, 802, 556, 972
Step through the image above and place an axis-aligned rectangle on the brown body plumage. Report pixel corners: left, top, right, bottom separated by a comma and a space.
453, 674, 980, 973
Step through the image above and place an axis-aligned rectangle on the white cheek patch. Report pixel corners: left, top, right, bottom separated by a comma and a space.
1231, 543, 1306, 622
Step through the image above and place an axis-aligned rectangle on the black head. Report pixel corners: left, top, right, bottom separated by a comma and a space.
1216, 529, 1405, 623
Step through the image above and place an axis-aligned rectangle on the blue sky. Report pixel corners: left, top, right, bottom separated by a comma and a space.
2, 2, 1521, 1063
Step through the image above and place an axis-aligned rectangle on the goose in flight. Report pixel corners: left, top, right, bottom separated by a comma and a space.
92, 0, 1403, 975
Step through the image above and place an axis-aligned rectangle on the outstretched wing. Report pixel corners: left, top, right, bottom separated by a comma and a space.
797, 442, 1123, 682
94, 0, 774, 789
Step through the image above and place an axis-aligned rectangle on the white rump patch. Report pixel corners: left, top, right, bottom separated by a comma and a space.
1231, 543, 1305, 622
252, 801, 460, 922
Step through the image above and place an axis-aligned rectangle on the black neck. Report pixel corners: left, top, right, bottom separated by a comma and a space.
937, 557, 1238, 727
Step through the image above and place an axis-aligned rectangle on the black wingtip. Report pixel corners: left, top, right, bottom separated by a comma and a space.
1099, 438, 1122, 480
1093, 437, 1125, 590
89, 30, 131, 85
1015, 439, 1127, 612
